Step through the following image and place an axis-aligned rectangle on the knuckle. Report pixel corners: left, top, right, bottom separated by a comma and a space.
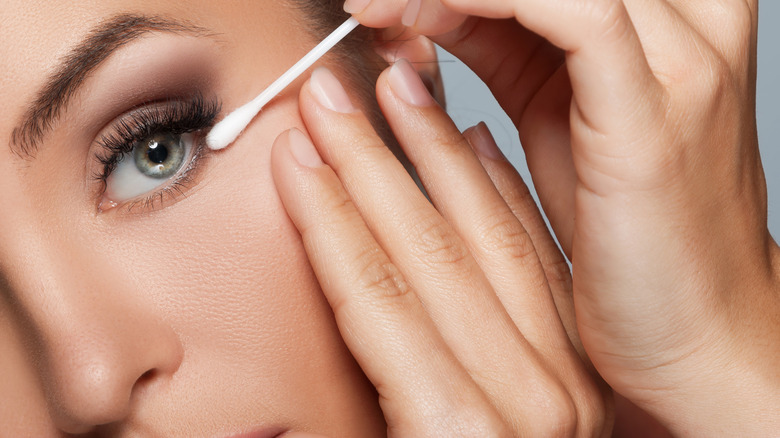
479, 212, 538, 263
319, 183, 357, 218
673, 46, 733, 105
544, 255, 572, 288
522, 379, 578, 437
579, 384, 612, 436
701, 57, 732, 100
299, 190, 360, 238
431, 125, 470, 153
394, 397, 510, 438
445, 406, 510, 438
711, 1, 753, 33
544, 391, 579, 437
564, 372, 611, 437
504, 181, 536, 211
413, 217, 470, 268
354, 249, 413, 302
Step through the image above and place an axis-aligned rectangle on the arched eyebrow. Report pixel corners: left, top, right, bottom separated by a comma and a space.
9, 13, 214, 159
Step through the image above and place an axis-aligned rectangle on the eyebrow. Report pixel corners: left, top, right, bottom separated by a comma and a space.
9, 14, 212, 159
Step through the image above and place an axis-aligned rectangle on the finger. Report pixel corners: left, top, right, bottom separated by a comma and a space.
299, 66, 576, 435
376, 64, 570, 355
464, 124, 612, 432
441, 0, 664, 140
463, 123, 581, 355
518, 66, 579, 257
433, 17, 565, 130
402, 0, 469, 36
344, 0, 468, 35
661, 0, 756, 63
271, 128, 507, 436
376, 63, 609, 431
374, 60, 607, 429
343, 0, 407, 28
426, 17, 580, 253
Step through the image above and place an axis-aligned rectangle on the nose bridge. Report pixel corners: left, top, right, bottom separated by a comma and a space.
0, 225, 183, 433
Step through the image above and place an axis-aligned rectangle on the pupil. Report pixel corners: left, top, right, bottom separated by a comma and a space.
147, 141, 169, 164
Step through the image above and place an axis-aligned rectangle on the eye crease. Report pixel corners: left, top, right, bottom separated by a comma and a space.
93, 95, 220, 213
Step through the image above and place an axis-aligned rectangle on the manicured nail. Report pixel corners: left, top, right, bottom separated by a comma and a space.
402, 0, 422, 27
288, 128, 323, 168
310, 67, 355, 113
388, 59, 435, 107
344, 0, 370, 14
466, 122, 504, 160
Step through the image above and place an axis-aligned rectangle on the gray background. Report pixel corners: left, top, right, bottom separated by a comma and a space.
439, 3, 779, 238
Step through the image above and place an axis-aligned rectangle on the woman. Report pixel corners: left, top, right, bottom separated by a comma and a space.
0, 1, 775, 438
0, 1, 394, 435
1, 0, 603, 435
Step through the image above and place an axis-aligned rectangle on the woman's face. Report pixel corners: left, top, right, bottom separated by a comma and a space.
0, 1, 385, 436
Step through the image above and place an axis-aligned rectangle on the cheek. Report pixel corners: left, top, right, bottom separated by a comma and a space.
0, 305, 56, 435
92, 104, 380, 430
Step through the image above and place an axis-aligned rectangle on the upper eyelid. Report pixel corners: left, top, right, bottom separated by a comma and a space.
92, 95, 220, 166
10, 14, 219, 160
92, 97, 220, 212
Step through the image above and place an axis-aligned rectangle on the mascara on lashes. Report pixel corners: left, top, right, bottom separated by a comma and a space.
94, 96, 220, 212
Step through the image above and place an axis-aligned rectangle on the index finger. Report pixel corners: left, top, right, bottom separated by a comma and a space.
345, 0, 467, 35
349, 0, 663, 139
271, 129, 508, 436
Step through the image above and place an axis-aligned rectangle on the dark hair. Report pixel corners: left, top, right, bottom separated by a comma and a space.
288, 0, 409, 164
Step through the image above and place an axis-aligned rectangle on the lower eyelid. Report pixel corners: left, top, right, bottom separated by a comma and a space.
91, 95, 221, 208
103, 132, 212, 214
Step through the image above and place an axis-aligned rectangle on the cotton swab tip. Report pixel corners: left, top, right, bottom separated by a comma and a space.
205, 16, 360, 151
205, 105, 257, 151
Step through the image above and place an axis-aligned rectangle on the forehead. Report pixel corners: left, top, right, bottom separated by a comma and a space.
0, 0, 304, 147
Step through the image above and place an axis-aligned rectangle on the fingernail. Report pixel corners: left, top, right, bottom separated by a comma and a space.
310, 67, 356, 113
288, 128, 323, 168
388, 59, 435, 107
466, 122, 504, 160
402, 0, 422, 27
344, 0, 370, 14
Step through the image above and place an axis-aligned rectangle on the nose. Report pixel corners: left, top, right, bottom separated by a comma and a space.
42, 299, 183, 434
4, 240, 183, 434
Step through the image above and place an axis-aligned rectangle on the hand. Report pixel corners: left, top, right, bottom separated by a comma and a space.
271, 63, 610, 436
344, 0, 780, 435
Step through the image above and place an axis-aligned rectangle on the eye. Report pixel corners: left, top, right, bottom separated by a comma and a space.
104, 132, 195, 202
92, 95, 220, 213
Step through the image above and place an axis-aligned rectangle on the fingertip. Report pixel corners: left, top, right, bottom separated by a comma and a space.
273, 128, 323, 170
344, 0, 407, 28
289, 128, 324, 168
343, 0, 370, 15
464, 122, 505, 161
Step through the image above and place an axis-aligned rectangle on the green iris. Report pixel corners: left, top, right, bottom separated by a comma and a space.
133, 132, 186, 179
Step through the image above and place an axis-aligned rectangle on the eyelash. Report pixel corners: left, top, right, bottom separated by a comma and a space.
93, 95, 221, 213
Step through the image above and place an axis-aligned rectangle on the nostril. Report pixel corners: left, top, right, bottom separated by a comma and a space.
129, 368, 159, 402
138, 369, 155, 383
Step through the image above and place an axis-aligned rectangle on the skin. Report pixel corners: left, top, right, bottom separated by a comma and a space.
4, 0, 775, 437
0, 1, 388, 436
2, 0, 610, 435
327, 0, 777, 435
273, 63, 611, 436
